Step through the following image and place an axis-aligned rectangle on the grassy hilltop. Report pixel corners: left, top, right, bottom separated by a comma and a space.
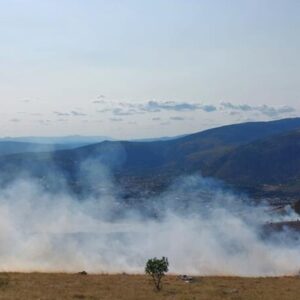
0, 273, 299, 300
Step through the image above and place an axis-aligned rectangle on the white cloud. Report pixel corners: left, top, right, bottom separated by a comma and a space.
220, 102, 296, 117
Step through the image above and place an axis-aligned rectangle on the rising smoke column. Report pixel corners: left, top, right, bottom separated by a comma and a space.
0, 164, 299, 275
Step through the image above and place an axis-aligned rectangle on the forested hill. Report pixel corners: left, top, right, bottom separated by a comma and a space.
0, 118, 300, 199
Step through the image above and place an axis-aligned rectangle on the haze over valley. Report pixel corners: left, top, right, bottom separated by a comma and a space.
0, 118, 299, 276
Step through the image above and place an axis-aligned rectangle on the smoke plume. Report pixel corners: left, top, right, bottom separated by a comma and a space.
0, 162, 299, 276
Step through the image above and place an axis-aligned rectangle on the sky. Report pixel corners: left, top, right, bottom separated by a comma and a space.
0, 0, 299, 139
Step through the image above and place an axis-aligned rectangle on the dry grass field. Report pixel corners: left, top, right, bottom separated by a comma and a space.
0, 273, 299, 300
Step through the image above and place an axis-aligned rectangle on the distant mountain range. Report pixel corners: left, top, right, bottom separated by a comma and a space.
0, 136, 114, 155
0, 135, 183, 154
0, 141, 84, 156
1, 118, 300, 201
0, 135, 113, 145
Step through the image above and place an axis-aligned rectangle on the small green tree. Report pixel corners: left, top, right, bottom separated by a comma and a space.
145, 256, 169, 291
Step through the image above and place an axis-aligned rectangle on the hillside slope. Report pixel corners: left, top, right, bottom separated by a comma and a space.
0, 118, 300, 199
209, 129, 300, 197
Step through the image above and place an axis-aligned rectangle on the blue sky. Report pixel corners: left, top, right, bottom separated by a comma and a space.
0, 0, 299, 138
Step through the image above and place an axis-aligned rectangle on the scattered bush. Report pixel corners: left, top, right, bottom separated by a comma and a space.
145, 256, 169, 291
0, 273, 9, 289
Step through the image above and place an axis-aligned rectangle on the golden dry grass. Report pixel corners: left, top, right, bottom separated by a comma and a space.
0, 273, 299, 300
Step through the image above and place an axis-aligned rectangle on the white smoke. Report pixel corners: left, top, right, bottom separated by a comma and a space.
0, 166, 299, 276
